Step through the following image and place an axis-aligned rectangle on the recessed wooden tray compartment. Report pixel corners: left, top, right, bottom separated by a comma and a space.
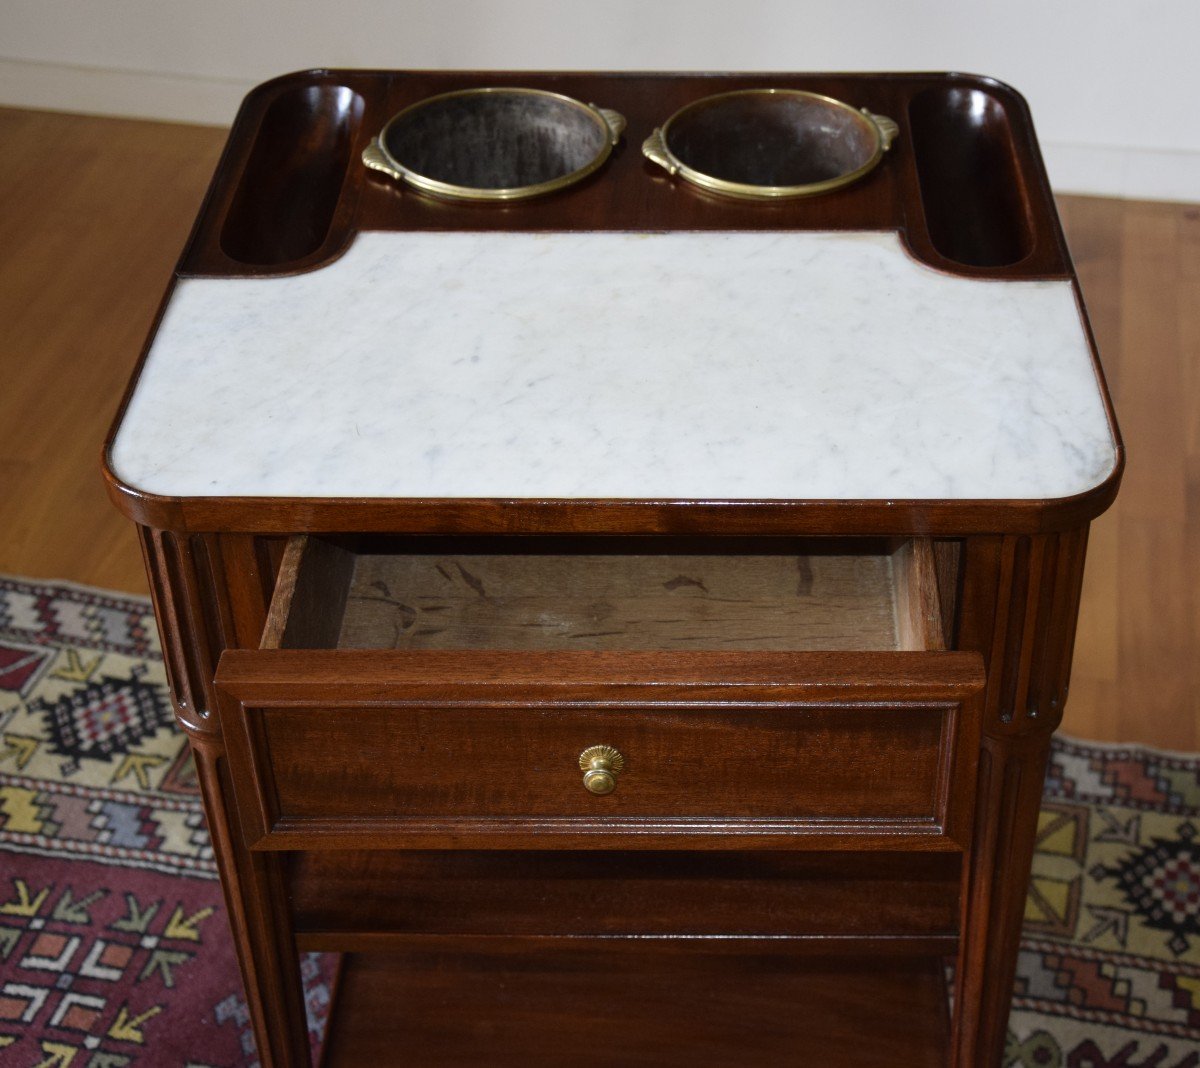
173, 71, 1073, 282
220, 82, 363, 266
908, 85, 1034, 268
320, 948, 951, 1067
290, 849, 960, 949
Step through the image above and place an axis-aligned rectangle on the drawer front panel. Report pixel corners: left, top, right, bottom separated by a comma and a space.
262, 703, 944, 819
217, 650, 984, 850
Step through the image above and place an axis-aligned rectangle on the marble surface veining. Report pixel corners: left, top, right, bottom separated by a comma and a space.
110, 231, 1118, 501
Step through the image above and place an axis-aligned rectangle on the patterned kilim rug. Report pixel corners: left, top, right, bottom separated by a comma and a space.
0, 575, 334, 1066
1009, 739, 1200, 1067
2, 574, 1199, 1066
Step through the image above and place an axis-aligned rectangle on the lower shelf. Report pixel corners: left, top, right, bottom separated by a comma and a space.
319, 946, 951, 1067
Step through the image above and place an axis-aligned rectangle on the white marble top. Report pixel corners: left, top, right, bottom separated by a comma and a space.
110, 231, 1117, 501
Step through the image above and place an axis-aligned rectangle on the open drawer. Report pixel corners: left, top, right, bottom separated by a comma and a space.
216, 535, 984, 851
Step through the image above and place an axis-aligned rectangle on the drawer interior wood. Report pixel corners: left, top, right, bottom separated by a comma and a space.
263, 534, 946, 653
289, 850, 960, 944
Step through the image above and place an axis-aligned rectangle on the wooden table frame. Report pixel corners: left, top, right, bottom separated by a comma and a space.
104, 69, 1122, 1067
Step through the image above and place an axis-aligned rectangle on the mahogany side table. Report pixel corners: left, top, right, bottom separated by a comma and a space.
104, 69, 1122, 1067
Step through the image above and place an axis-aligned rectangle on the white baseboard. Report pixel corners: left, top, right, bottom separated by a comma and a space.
0, 57, 249, 127
1042, 142, 1200, 204
2, 57, 1198, 203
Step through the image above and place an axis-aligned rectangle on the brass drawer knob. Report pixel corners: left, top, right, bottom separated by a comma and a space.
579, 745, 625, 795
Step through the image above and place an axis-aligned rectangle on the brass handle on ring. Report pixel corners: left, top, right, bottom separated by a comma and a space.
642, 128, 677, 175
594, 106, 627, 145
579, 745, 625, 795
863, 110, 900, 151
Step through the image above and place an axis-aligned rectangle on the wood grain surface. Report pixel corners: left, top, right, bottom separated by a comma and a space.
184, 70, 1069, 281
1058, 196, 1200, 750
0, 107, 225, 594
215, 647, 983, 851
287, 850, 961, 941
272, 535, 929, 652
320, 948, 951, 1067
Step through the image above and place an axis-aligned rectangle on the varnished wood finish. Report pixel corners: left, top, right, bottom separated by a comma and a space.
0, 107, 225, 593
106, 490, 1125, 539
1059, 197, 1200, 749
138, 529, 223, 732
189, 736, 310, 1068
320, 949, 951, 1068
221, 84, 364, 267
217, 648, 983, 851
951, 531, 1091, 1068
288, 850, 961, 941
908, 85, 1035, 268
184, 71, 1064, 277
139, 530, 304, 1066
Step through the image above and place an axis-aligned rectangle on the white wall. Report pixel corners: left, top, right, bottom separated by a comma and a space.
1, 0, 1197, 200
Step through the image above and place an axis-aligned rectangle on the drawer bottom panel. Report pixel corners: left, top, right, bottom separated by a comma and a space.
320, 947, 950, 1067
